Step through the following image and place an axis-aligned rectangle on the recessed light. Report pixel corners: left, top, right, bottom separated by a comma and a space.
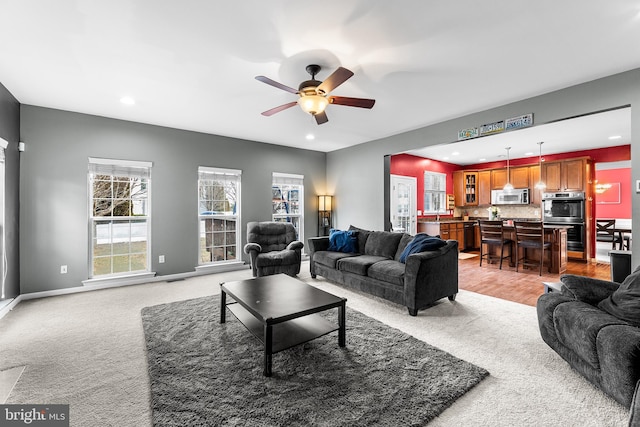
479, 158, 486, 161
306, 134, 315, 140
120, 96, 135, 105
452, 151, 460, 156
608, 135, 622, 140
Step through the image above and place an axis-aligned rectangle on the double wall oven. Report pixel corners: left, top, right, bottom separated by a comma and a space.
542, 192, 586, 252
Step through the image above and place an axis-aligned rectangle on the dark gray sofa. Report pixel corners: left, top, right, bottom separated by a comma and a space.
537, 266, 640, 409
307, 226, 458, 316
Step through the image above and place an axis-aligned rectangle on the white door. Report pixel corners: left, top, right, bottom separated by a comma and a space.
390, 175, 417, 234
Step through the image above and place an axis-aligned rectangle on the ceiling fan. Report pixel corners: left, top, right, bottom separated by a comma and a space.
255, 64, 375, 125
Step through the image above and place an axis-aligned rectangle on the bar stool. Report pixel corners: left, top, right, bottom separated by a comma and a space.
514, 221, 551, 276
479, 220, 512, 269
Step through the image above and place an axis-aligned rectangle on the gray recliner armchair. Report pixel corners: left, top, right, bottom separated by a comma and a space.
243, 221, 304, 277
537, 265, 640, 410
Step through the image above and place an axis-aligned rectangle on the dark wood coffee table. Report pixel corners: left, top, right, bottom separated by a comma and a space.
220, 274, 346, 377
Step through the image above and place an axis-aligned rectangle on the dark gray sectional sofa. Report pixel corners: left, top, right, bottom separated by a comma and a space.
307, 226, 458, 316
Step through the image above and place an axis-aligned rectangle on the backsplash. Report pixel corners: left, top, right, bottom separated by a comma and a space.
455, 205, 543, 220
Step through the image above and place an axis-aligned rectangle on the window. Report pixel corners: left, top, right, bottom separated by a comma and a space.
424, 171, 446, 214
0, 138, 6, 299
198, 167, 241, 264
272, 173, 304, 243
88, 158, 151, 278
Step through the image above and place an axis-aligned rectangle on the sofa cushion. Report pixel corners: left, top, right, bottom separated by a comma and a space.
367, 260, 405, 287
314, 251, 357, 269
598, 267, 640, 327
328, 229, 357, 253
364, 231, 403, 259
349, 225, 371, 254
337, 255, 388, 276
554, 301, 630, 369
254, 249, 299, 267
399, 234, 447, 263
394, 234, 414, 261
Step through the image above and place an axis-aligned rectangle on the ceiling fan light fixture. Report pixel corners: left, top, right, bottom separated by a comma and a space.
297, 94, 329, 115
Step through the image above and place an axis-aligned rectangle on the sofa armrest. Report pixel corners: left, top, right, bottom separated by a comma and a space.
560, 274, 619, 305
307, 237, 330, 277
243, 242, 262, 255
286, 240, 304, 251
307, 237, 330, 254
404, 240, 458, 312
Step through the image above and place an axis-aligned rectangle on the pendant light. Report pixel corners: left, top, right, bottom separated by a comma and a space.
503, 147, 513, 192
535, 141, 546, 190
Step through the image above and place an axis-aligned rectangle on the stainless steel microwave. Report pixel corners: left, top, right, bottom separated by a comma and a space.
491, 188, 529, 205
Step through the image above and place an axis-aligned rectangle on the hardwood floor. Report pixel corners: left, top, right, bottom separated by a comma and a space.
459, 251, 612, 306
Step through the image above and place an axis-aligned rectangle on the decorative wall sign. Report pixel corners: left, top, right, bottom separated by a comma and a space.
457, 112, 533, 140
458, 127, 479, 141
505, 113, 534, 131
479, 120, 505, 136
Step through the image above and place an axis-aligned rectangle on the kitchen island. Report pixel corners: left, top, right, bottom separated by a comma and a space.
419, 219, 568, 274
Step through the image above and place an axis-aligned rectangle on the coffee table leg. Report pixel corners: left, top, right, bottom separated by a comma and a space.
338, 300, 346, 347
220, 289, 226, 324
264, 324, 273, 377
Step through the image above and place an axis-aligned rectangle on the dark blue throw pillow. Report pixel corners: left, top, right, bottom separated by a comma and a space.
399, 234, 447, 263
328, 229, 357, 253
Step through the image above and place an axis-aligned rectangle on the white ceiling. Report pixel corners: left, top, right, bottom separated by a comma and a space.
0, 1, 639, 153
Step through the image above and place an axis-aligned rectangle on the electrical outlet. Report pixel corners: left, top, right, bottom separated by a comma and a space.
159, 255, 165, 264
60, 265, 68, 274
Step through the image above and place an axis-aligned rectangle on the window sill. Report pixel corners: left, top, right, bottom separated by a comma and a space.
82, 272, 157, 288
195, 260, 247, 274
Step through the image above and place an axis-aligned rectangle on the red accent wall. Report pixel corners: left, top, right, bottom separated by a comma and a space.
390, 154, 459, 218
595, 168, 632, 219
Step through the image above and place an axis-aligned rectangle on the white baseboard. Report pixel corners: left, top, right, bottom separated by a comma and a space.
0, 262, 249, 320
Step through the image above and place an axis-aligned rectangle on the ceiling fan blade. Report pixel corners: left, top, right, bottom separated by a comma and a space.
329, 96, 376, 109
317, 67, 354, 94
314, 111, 328, 125
255, 76, 299, 94
261, 101, 298, 116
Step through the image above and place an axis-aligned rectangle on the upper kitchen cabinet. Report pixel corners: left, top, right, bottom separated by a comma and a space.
453, 170, 478, 206
478, 170, 491, 205
529, 164, 543, 205
542, 158, 588, 192
491, 166, 529, 189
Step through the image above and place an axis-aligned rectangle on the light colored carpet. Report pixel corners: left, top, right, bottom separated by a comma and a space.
0, 262, 630, 426
458, 253, 479, 260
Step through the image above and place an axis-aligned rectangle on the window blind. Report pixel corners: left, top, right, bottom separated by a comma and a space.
88, 157, 152, 178
272, 172, 303, 186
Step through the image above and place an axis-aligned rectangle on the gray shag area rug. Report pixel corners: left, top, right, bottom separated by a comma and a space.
141, 295, 489, 427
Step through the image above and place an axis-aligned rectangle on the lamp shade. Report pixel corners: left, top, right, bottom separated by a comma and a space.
298, 95, 329, 115
318, 195, 332, 211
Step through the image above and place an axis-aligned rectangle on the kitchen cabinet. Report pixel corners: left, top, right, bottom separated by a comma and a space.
478, 170, 491, 205
529, 165, 542, 205
541, 159, 586, 192
491, 166, 529, 189
453, 171, 478, 206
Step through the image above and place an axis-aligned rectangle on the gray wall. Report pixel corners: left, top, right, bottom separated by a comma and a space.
0, 82, 20, 299
19, 106, 326, 294
327, 68, 640, 267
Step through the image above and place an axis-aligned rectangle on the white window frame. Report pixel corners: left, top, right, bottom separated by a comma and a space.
197, 166, 241, 266
424, 171, 447, 214
0, 137, 6, 299
88, 157, 152, 279
272, 172, 304, 244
